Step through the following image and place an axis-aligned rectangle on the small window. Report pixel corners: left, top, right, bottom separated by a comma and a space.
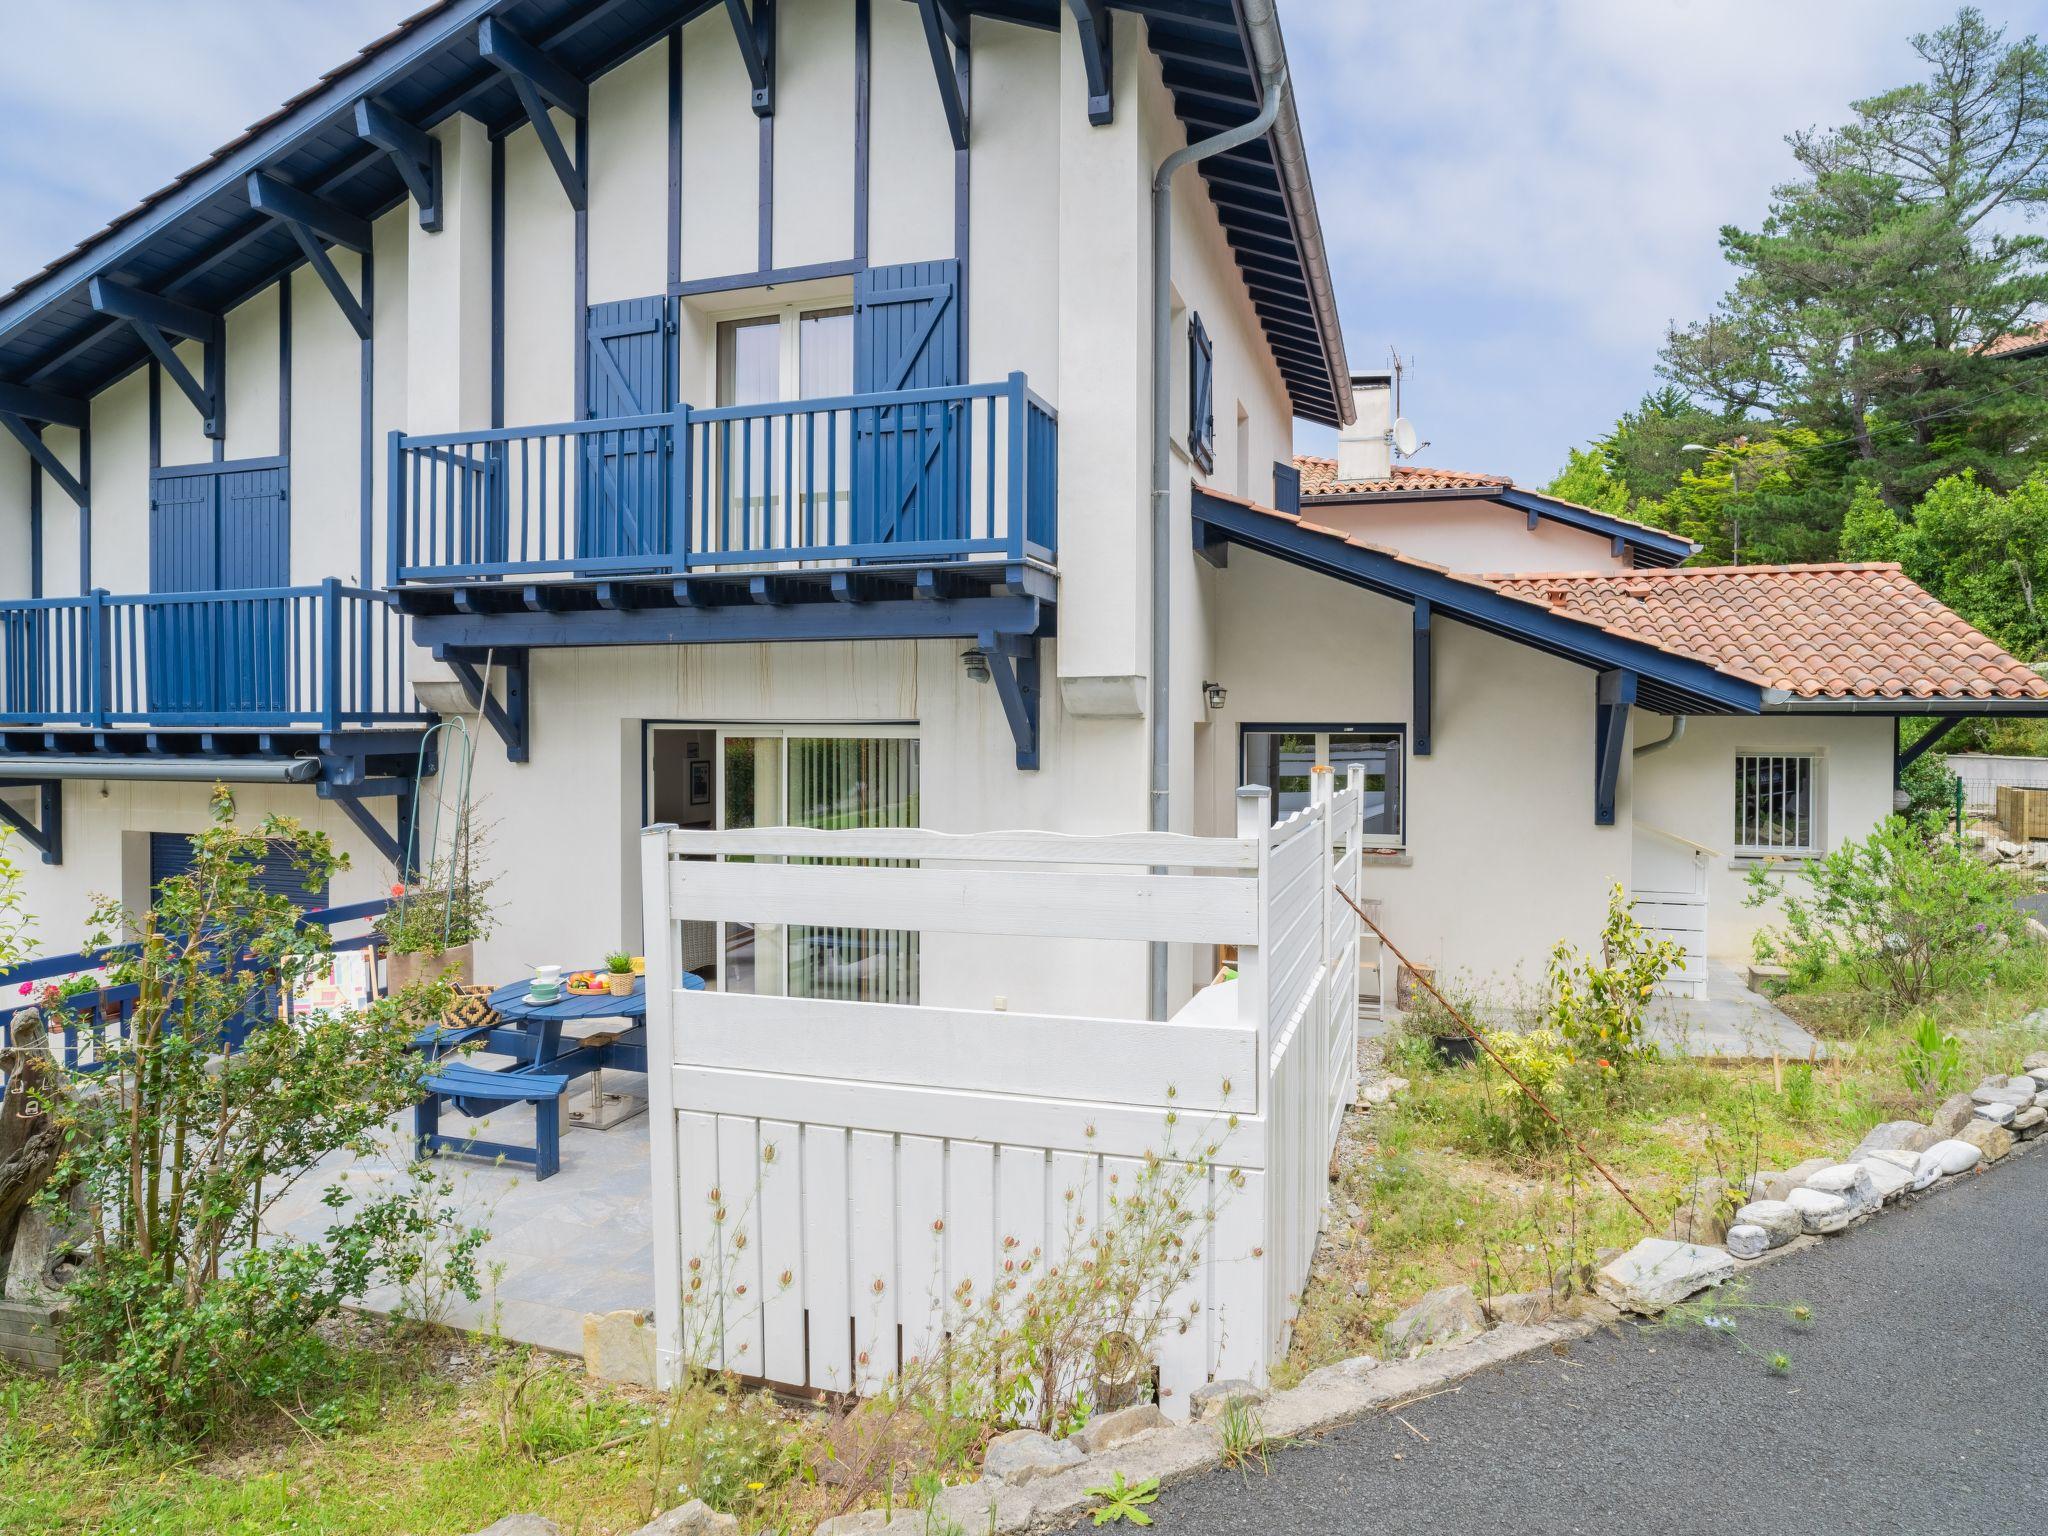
1735, 753, 1818, 855
1187, 312, 1215, 473
1241, 727, 1404, 844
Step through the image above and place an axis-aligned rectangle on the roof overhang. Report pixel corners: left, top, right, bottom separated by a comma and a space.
1760, 694, 2048, 716
1192, 488, 1764, 715
2, 0, 1349, 428
1301, 483, 1697, 569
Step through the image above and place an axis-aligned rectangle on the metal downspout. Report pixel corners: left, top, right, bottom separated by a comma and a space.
1633, 715, 1687, 758
1147, 67, 1285, 1021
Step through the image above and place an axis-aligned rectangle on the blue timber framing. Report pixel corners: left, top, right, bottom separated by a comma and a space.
0, 409, 87, 510
1412, 598, 1432, 757
980, 629, 1041, 770
1490, 490, 1693, 569
1895, 716, 1963, 785
1594, 669, 1636, 826
319, 777, 421, 875
0, 780, 62, 865
724, 0, 776, 116
246, 173, 372, 340
354, 98, 444, 232
477, 17, 588, 210
88, 277, 224, 440
443, 649, 531, 765
916, 0, 971, 151
1066, 0, 1115, 124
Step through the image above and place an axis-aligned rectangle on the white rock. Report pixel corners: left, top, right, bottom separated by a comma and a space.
1971, 1083, 2032, 1108
1865, 1148, 1919, 1173
1854, 1157, 1913, 1203
1729, 1199, 1802, 1249
2009, 1074, 2040, 1095
1725, 1223, 1772, 1260
1801, 1163, 1880, 1218
2034, 1092, 2048, 1110
1897, 1148, 1944, 1189
1592, 1238, 1734, 1314
630, 1503, 740, 1536
1923, 1139, 1983, 1177
1976, 1101, 2016, 1127
1787, 1186, 1855, 1234
982, 1430, 1084, 1486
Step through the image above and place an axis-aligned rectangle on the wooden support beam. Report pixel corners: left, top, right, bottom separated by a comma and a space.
0, 415, 86, 508
447, 649, 530, 764
914, 0, 969, 151
0, 382, 86, 431
1594, 668, 1637, 826
477, 18, 588, 209
722, 0, 776, 115
245, 172, 372, 253
1896, 716, 1963, 778
88, 277, 222, 438
0, 780, 62, 865
354, 98, 443, 232
1412, 598, 1433, 757
1065, 0, 1114, 125
980, 631, 1040, 770
247, 174, 371, 339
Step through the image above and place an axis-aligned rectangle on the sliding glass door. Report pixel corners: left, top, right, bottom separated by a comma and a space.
651, 724, 920, 1004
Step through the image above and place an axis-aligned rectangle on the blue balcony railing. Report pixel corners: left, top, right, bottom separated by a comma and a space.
388, 374, 1057, 584
0, 582, 421, 730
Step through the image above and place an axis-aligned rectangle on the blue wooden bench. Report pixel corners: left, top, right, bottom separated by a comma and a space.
414, 1060, 572, 1180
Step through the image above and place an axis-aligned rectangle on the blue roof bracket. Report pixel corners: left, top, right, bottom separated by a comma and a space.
318, 776, 418, 874
1065, 0, 1114, 125
441, 646, 530, 765
1412, 598, 1433, 757
476, 18, 588, 211
723, 0, 776, 116
354, 98, 444, 233
979, 629, 1041, 770
915, 0, 970, 152
1594, 668, 1637, 826
0, 411, 88, 509
0, 383, 87, 432
0, 780, 63, 865
246, 173, 372, 340
88, 276, 223, 439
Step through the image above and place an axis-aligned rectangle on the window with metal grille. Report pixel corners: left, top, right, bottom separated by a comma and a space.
1734, 753, 1818, 855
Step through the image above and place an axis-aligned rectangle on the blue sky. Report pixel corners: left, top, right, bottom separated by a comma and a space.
5, 2, 2041, 485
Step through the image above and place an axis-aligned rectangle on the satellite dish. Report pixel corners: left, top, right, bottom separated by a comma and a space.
1392, 417, 1420, 457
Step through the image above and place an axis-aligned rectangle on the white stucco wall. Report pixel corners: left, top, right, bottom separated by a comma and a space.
1631, 711, 1895, 959
1302, 495, 1631, 576
1201, 548, 1633, 997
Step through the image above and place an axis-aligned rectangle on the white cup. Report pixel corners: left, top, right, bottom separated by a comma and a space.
532, 965, 562, 990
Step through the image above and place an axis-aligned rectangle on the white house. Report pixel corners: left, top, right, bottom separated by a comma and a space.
2, 0, 2044, 1025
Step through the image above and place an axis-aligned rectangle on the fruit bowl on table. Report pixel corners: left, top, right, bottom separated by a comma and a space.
563, 971, 612, 995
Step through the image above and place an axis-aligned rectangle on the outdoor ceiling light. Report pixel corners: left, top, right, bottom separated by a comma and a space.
961, 647, 992, 684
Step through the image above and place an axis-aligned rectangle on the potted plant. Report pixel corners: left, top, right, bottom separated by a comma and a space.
381, 814, 498, 992
603, 951, 636, 997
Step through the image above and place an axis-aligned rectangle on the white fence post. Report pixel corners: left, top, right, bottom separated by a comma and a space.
1236, 783, 1272, 1076
639, 822, 686, 1389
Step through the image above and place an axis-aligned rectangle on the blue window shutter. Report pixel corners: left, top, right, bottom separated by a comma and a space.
150, 832, 329, 909
853, 261, 963, 550
217, 466, 290, 588
147, 461, 290, 717
1273, 461, 1301, 514
580, 294, 675, 565
149, 470, 223, 715
1188, 313, 1215, 474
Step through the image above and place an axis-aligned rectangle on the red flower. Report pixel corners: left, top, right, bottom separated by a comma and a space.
389, 883, 406, 898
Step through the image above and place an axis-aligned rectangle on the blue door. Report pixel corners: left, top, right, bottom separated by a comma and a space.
852, 261, 962, 554
148, 461, 290, 718
579, 295, 673, 567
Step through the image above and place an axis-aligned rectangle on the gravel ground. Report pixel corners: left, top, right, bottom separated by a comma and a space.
1069, 1143, 2048, 1536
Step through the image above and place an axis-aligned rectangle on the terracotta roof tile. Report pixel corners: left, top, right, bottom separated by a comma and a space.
1293, 457, 1510, 496
1488, 565, 2048, 702
1984, 318, 2048, 358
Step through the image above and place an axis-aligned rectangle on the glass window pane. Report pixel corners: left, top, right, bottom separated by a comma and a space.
786, 736, 921, 1005
1243, 731, 1317, 823
717, 316, 780, 408
799, 308, 854, 399
1328, 732, 1403, 838
720, 736, 785, 997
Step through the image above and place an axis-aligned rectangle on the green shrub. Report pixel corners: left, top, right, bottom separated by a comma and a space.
50, 790, 485, 1445
1896, 1012, 1965, 1102
1544, 884, 1683, 1071
1472, 1029, 1573, 1156
1745, 815, 2032, 1010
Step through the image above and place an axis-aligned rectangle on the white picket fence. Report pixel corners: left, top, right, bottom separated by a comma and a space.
638, 768, 1367, 1414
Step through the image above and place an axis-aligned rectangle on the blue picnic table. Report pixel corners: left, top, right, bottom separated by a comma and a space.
414, 969, 704, 1179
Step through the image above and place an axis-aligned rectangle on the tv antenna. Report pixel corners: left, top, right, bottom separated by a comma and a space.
1387, 346, 1427, 460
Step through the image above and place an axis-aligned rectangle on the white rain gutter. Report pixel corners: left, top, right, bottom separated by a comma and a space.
0, 755, 321, 782
1147, 63, 1284, 1022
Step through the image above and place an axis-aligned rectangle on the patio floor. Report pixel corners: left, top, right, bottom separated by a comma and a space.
1647, 958, 1826, 1061
266, 1071, 658, 1358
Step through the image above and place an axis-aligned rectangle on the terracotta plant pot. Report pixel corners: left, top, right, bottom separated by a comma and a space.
607, 971, 636, 998
385, 943, 475, 994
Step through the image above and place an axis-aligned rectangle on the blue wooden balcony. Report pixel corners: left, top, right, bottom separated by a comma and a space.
388, 374, 1057, 585
0, 583, 433, 868
386, 376, 1058, 769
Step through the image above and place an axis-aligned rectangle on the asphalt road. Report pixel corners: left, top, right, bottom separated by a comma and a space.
1110, 1145, 2047, 1536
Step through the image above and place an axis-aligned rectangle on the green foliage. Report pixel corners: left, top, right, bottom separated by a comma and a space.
1897, 724, 1963, 827
1544, 885, 1684, 1071
1543, 446, 1631, 515
49, 790, 484, 1445
1745, 814, 2033, 1010
0, 827, 29, 974
1653, 1277, 1814, 1375
1471, 1028, 1574, 1156
382, 810, 499, 955
1897, 1011, 1966, 1101
1660, 10, 2048, 508
1838, 482, 1909, 561
1085, 1471, 1159, 1527
604, 950, 635, 974
1898, 469, 2048, 661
